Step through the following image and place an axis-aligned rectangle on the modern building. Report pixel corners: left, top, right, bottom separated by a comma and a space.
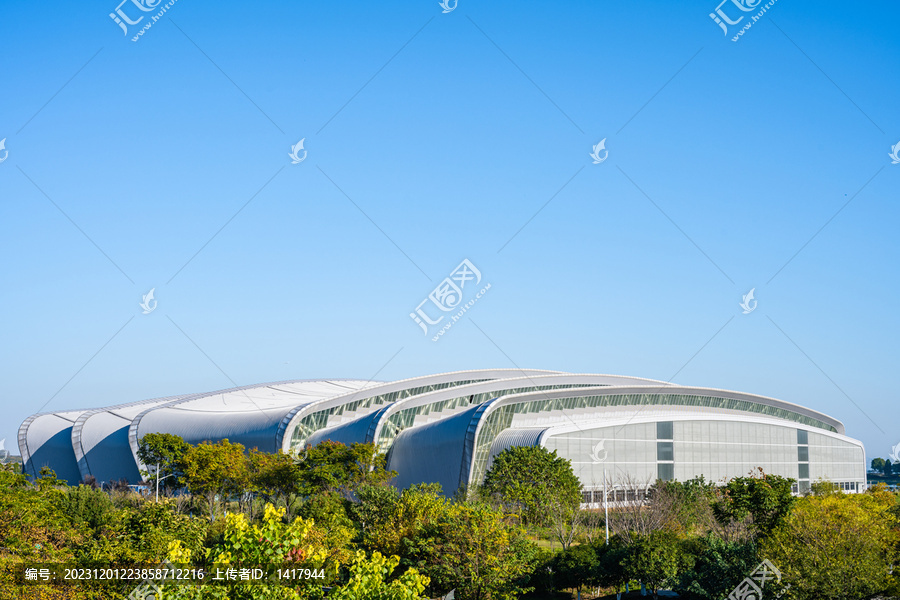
18, 370, 867, 495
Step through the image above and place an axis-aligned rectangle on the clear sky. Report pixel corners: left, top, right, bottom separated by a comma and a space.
1, 1, 897, 462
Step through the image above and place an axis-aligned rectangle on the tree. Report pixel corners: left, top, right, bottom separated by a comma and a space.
181, 439, 249, 520
480, 446, 582, 527
330, 551, 430, 600
607, 475, 680, 544
712, 469, 795, 538
551, 543, 600, 592
674, 535, 758, 600
162, 503, 339, 600
249, 448, 302, 514
546, 494, 585, 550
296, 440, 395, 498
661, 477, 718, 536
809, 479, 840, 496
137, 432, 190, 489
594, 540, 630, 599
0, 464, 81, 561
355, 483, 448, 559
872, 457, 886, 473
353, 484, 402, 545
124, 499, 207, 562
418, 502, 538, 600
52, 484, 117, 533
622, 531, 685, 600
760, 489, 899, 600
884, 459, 893, 476
297, 491, 358, 574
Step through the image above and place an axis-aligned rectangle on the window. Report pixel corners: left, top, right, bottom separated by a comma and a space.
657, 441, 674, 461
658, 463, 674, 481
657, 421, 674, 440
797, 429, 808, 444
798, 446, 809, 461
798, 464, 809, 479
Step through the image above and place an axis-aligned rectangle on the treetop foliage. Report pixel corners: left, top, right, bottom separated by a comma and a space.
480, 445, 581, 526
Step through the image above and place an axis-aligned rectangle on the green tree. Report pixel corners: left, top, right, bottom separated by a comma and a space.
660, 477, 718, 536
125, 499, 207, 561
712, 470, 795, 537
480, 446, 582, 527
872, 457, 886, 473
884, 459, 893, 476
760, 489, 899, 600
809, 479, 840, 496
353, 484, 402, 544
53, 484, 118, 533
181, 439, 249, 520
250, 448, 302, 513
355, 483, 448, 560
297, 491, 358, 570
551, 543, 600, 592
621, 530, 685, 600
594, 539, 629, 598
329, 551, 430, 600
296, 441, 395, 498
137, 432, 190, 489
0, 464, 93, 599
418, 502, 538, 600
162, 503, 336, 600
674, 536, 758, 600
0, 464, 81, 561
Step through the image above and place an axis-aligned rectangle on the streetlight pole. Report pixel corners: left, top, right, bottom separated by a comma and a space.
155, 463, 174, 502
604, 468, 609, 545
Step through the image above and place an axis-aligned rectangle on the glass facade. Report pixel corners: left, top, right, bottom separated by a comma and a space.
808, 431, 864, 482
288, 379, 487, 453
657, 421, 674, 440
657, 441, 674, 461
542, 419, 865, 493
543, 422, 659, 485
375, 383, 597, 453
469, 392, 839, 487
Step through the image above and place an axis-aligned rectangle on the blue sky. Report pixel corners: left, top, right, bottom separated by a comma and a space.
0, 0, 897, 461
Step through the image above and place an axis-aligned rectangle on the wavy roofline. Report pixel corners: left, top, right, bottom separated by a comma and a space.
275, 369, 564, 452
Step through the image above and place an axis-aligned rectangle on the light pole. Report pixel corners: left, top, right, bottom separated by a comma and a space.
154, 462, 175, 502
604, 468, 609, 545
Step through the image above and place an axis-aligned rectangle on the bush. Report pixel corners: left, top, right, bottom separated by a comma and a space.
53, 485, 117, 533
674, 536, 758, 600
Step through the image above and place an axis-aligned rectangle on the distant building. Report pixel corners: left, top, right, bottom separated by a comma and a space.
19, 370, 866, 495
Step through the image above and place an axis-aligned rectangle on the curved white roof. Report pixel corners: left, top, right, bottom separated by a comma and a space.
369, 373, 671, 446
19, 409, 92, 482
72, 395, 187, 484
128, 379, 376, 473
276, 369, 562, 453
303, 373, 671, 452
